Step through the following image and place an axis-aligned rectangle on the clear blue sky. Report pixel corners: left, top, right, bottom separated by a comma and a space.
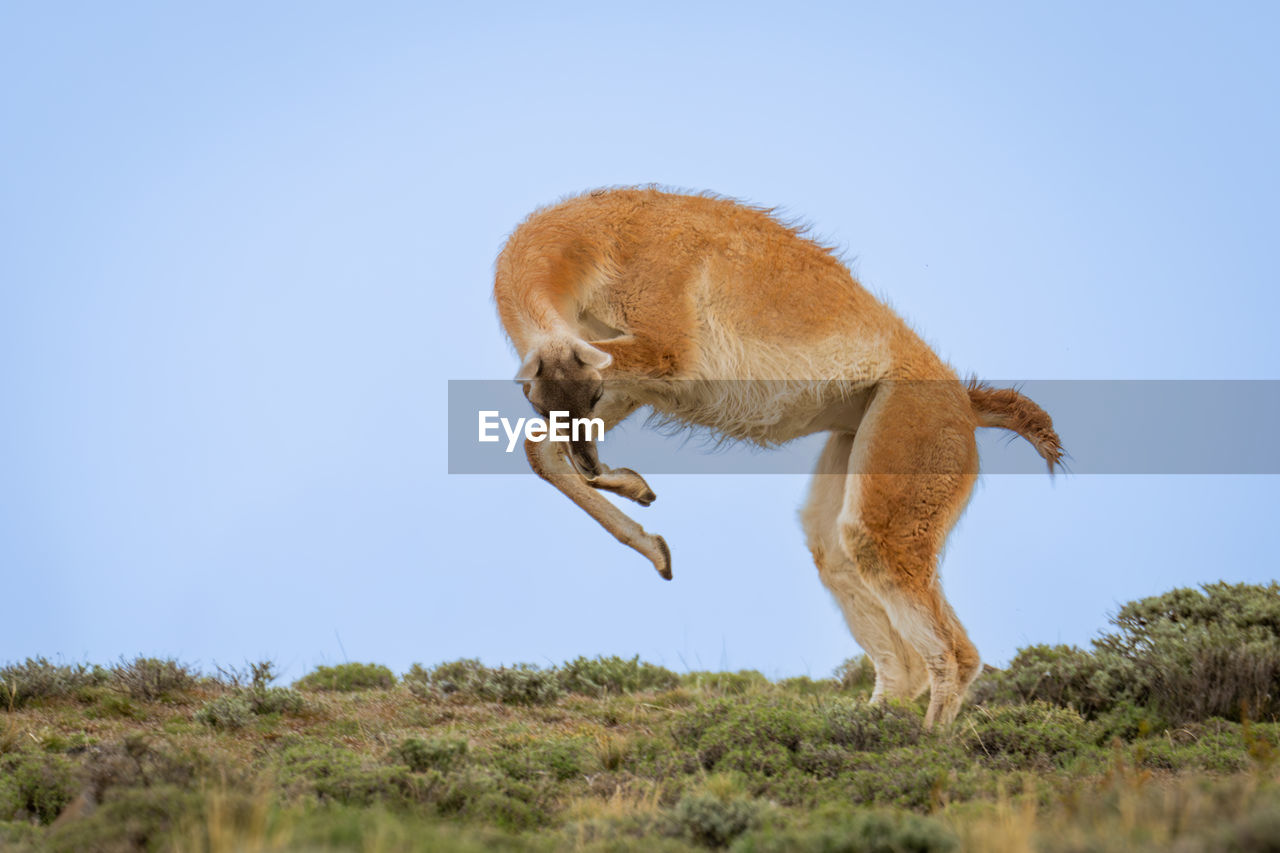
2, 3, 1277, 681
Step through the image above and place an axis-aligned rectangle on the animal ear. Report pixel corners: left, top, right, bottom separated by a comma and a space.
572, 339, 613, 370
514, 351, 540, 381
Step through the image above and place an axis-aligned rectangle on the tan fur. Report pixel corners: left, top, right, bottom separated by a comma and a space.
494, 187, 1063, 726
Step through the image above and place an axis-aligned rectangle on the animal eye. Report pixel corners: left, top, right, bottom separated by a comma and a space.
591, 388, 604, 407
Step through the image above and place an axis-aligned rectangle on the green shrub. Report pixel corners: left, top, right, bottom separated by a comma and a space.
421, 765, 503, 816
968, 644, 1116, 718
777, 676, 839, 697
493, 738, 589, 781
960, 702, 1092, 769
0, 753, 75, 824
87, 692, 146, 720
1132, 724, 1253, 773
560, 655, 680, 695
819, 699, 924, 751
110, 657, 197, 701
295, 662, 396, 692
732, 809, 957, 853
681, 670, 772, 696
215, 660, 280, 690
1105, 581, 1280, 641
396, 736, 468, 773
1112, 622, 1279, 724
277, 742, 419, 807
195, 695, 253, 730
211, 661, 305, 714
839, 752, 963, 810
467, 791, 545, 832
404, 659, 561, 705
834, 656, 877, 692
75, 735, 208, 799
405, 659, 488, 698
0, 820, 39, 848
969, 583, 1280, 726
413, 764, 550, 829
0, 658, 106, 710
247, 686, 306, 715
560, 809, 686, 850
482, 665, 563, 705
37, 731, 94, 754
673, 698, 822, 775
672, 791, 763, 848
1094, 582, 1280, 724
1093, 701, 1168, 743
42, 784, 203, 853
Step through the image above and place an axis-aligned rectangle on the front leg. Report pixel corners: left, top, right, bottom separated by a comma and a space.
525, 438, 672, 579
566, 395, 658, 507
586, 466, 657, 506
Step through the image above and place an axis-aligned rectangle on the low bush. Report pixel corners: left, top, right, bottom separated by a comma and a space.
276, 742, 420, 807
404, 660, 561, 705
970, 583, 1280, 726
776, 676, 838, 697
672, 791, 764, 848
492, 738, 590, 782
732, 809, 957, 853
0, 658, 106, 710
214, 660, 279, 690
395, 736, 468, 773
0, 752, 75, 824
405, 659, 488, 698
195, 695, 253, 730
819, 699, 924, 751
560, 655, 680, 695
86, 692, 146, 720
41, 784, 203, 853
968, 644, 1115, 718
483, 665, 563, 705
1131, 724, 1254, 773
1093, 582, 1280, 724
672, 697, 823, 777
246, 686, 306, 715
834, 656, 877, 693
110, 657, 197, 702
839, 751, 964, 810
960, 702, 1093, 769
295, 662, 395, 692
75, 735, 210, 800
1092, 701, 1168, 744
0, 821, 39, 848
681, 670, 772, 696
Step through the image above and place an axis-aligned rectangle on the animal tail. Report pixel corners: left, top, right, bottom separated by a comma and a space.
966, 379, 1064, 473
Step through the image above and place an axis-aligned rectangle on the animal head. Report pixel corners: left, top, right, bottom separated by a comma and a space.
515, 337, 611, 420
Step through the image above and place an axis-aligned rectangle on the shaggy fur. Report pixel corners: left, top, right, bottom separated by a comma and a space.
493, 187, 1062, 726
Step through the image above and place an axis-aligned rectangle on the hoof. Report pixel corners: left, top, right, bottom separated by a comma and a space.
654, 535, 672, 580
615, 468, 657, 506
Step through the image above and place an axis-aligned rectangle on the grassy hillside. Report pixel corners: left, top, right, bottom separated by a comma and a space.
3, 582, 1280, 852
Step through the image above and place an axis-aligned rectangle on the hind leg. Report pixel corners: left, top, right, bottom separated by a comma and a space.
835, 381, 982, 727
802, 432, 929, 702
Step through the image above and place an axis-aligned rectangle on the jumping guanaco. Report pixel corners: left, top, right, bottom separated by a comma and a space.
494, 187, 1062, 727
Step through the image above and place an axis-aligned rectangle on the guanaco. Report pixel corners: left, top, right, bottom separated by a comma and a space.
493, 187, 1062, 727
